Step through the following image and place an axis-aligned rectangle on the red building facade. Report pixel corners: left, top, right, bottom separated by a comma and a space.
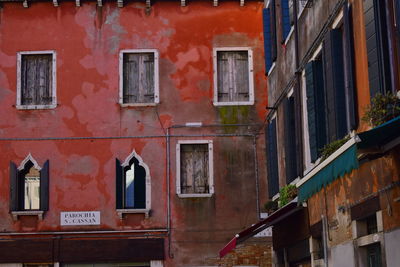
0, 1, 269, 266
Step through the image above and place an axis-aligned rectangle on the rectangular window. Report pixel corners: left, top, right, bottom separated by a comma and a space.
17, 51, 56, 109
119, 49, 159, 106
213, 48, 254, 105
263, 0, 277, 73
176, 140, 214, 197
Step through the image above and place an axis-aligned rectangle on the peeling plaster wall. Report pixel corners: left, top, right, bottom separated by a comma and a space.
0, 1, 268, 265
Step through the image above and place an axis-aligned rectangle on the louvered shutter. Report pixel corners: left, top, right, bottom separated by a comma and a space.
143, 53, 155, 103
267, 119, 279, 197
343, 2, 357, 130
305, 60, 326, 162
270, 0, 277, 61
263, 8, 273, 72
10, 162, 18, 212
21, 56, 36, 105
323, 29, 347, 141
284, 96, 298, 183
234, 51, 250, 101
123, 54, 139, 103
281, 0, 291, 42
217, 52, 230, 102
396, 0, 400, 36
37, 56, 52, 105
116, 158, 123, 209
39, 160, 49, 211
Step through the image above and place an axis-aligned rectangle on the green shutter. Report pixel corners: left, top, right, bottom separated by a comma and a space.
40, 160, 49, 211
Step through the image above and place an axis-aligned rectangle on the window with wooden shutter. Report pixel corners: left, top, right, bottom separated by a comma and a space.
17, 51, 56, 109
284, 95, 300, 183
119, 49, 159, 106
263, 1, 277, 73
9, 155, 49, 218
213, 48, 254, 105
281, 0, 293, 42
176, 140, 214, 197
116, 150, 151, 214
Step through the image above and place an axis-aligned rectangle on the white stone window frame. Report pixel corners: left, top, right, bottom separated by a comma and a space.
176, 140, 214, 198
116, 149, 152, 219
119, 49, 160, 107
213, 47, 255, 106
16, 50, 57, 110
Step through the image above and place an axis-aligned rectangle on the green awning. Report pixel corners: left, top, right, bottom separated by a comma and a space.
298, 144, 359, 202
358, 116, 400, 150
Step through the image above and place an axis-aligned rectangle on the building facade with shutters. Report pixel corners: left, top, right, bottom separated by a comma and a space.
0, 1, 272, 266
262, 0, 400, 266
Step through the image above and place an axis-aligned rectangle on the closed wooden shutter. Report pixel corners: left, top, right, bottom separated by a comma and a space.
217, 52, 230, 102
21, 55, 52, 105
39, 160, 49, 211
281, 0, 291, 42
266, 119, 279, 197
115, 158, 123, 209
270, 0, 277, 62
364, 0, 392, 97
123, 53, 155, 104
305, 60, 326, 162
133, 163, 146, 209
180, 144, 209, 194
323, 29, 348, 141
284, 96, 298, 183
10, 162, 18, 212
343, 2, 358, 131
234, 51, 250, 101
263, 8, 273, 72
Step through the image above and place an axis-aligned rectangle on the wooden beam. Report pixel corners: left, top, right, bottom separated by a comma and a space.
75, 0, 80, 7
117, 0, 123, 7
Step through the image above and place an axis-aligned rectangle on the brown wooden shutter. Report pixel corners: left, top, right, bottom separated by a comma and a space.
180, 144, 209, 194
234, 51, 250, 101
123, 54, 139, 103
143, 53, 155, 102
37, 56, 52, 105
9, 162, 18, 212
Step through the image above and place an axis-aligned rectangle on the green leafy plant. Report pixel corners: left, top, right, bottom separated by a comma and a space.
362, 92, 400, 127
319, 136, 350, 161
263, 200, 278, 213
279, 184, 297, 208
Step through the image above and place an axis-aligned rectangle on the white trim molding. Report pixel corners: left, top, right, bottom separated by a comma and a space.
119, 49, 159, 107
16, 50, 57, 110
18, 153, 42, 171
212, 47, 254, 106
176, 140, 214, 198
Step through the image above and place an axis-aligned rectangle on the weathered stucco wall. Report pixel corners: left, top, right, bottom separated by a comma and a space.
0, 1, 268, 265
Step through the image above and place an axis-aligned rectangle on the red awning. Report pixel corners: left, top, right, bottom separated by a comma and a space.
219, 199, 302, 258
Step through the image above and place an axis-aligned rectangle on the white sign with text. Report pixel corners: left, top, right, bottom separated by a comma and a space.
60, 211, 100, 226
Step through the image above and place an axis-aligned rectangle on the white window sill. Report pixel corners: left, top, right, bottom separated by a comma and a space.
16, 104, 57, 110
177, 193, 213, 198
267, 62, 276, 76
116, 208, 150, 219
213, 101, 254, 106
119, 102, 158, 107
11, 210, 44, 221
283, 26, 294, 46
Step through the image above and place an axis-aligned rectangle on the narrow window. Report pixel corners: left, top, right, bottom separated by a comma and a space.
213, 48, 254, 105
10, 155, 49, 212
266, 118, 279, 197
119, 49, 159, 106
116, 150, 151, 211
17, 51, 56, 109
263, 0, 277, 73
176, 140, 214, 197
281, 0, 294, 42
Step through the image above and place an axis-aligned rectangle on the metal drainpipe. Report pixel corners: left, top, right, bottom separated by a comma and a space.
166, 127, 173, 259
322, 215, 328, 267
253, 135, 261, 218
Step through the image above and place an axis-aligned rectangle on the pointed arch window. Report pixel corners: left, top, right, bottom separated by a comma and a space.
116, 150, 151, 218
9, 154, 49, 220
